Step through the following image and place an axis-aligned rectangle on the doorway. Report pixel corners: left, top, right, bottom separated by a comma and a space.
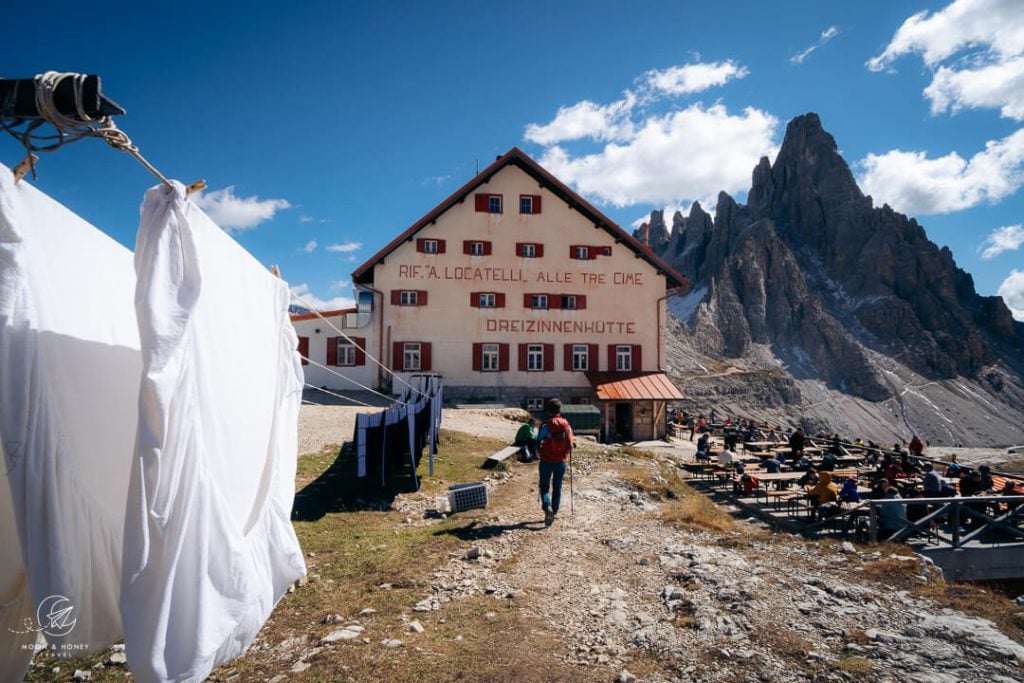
614, 402, 633, 441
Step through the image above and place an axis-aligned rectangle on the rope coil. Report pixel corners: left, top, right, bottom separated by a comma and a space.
2, 71, 170, 186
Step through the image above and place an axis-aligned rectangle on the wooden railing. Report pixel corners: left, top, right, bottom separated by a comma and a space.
867, 496, 1024, 547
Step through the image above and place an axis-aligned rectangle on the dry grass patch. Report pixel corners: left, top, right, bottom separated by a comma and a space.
750, 629, 813, 661
614, 457, 736, 533
836, 656, 874, 676
917, 582, 1024, 646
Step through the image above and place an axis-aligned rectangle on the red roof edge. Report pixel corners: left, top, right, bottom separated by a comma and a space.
350, 147, 689, 291
290, 307, 355, 322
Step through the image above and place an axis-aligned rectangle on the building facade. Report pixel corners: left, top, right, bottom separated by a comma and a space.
294, 148, 687, 439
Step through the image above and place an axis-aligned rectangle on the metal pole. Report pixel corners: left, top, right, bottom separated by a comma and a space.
869, 502, 878, 543
569, 448, 574, 515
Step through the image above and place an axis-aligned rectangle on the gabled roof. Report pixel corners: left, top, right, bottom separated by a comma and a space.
351, 147, 688, 289
587, 371, 684, 401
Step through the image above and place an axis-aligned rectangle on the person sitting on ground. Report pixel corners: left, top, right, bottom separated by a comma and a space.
908, 435, 924, 457
514, 417, 539, 461
695, 433, 711, 461
944, 454, 962, 478
839, 477, 861, 503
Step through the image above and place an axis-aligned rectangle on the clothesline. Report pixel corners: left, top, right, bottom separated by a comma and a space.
301, 354, 410, 406
303, 383, 374, 408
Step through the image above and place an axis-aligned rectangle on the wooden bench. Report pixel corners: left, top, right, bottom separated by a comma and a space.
483, 445, 523, 469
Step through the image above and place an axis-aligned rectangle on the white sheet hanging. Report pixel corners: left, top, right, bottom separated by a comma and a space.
121, 181, 305, 683
0, 164, 140, 680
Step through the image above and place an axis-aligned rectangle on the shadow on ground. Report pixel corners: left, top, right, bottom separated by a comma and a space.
434, 519, 547, 541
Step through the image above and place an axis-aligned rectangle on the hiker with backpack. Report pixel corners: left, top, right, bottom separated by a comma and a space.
537, 399, 574, 527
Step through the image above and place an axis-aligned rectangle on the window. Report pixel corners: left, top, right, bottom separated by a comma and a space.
403, 343, 421, 372
469, 241, 484, 256
478, 292, 496, 308
337, 340, 356, 366
475, 193, 503, 213
572, 344, 589, 371
470, 291, 505, 308
481, 344, 499, 372
416, 238, 446, 254
574, 246, 589, 260
519, 195, 541, 214
527, 344, 544, 371
530, 294, 548, 309
463, 240, 492, 256
516, 242, 543, 258
616, 345, 632, 371
602, 246, 612, 256
298, 336, 309, 366
526, 397, 544, 411
400, 290, 419, 306
561, 295, 577, 310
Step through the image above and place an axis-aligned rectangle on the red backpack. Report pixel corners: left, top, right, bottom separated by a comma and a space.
540, 416, 572, 461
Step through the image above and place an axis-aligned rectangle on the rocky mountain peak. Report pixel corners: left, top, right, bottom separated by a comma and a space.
647, 113, 1023, 443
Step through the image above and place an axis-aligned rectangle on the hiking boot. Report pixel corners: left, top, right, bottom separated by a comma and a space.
544, 508, 554, 526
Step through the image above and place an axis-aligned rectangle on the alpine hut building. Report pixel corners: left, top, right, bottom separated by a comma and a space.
292, 148, 688, 441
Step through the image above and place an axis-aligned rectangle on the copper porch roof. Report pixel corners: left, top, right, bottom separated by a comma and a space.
587, 372, 684, 401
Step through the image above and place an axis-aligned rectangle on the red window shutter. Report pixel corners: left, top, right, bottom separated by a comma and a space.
475, 194, 489, 212
326, 337, 338, 366
463, 240, 473, 255
608, 345, 617, 372
543, 344, 554, 371
515, 242, 525, 257
483, 241, 492, 255
523, 293, 532, 308
588, 247, 599, 260
589, 344, 599, 371
518, 344, 528, 371
549, 294, 561, 309
577, 295, 587, 310
470, 292, 479, 308
393, 341, 404, 372
563, 344, 573, 371
632, 345, 642, 371
416, 238, 426, 253
499, 343, 510, 371
352, 337, 366, 366
472, 343, 483, 371
533, 195, 542, 213
569, 245, 579, 259
418, 290, 428, 306
298, 336, 309, 365
391, 290, 401, 305
535, 243, 544, 258
436, 240, 446, 254
495, 293, 505, 308
421, 342, 432, 371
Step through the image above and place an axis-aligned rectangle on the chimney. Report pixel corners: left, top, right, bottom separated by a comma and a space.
641, 222, 649, 246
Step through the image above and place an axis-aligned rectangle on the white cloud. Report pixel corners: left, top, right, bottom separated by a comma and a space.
868, 0, 1024, 120
299, 214, 314, 223
326, 241, 362, 253
997, 269, 1024, 321
536, 103, 778, 207
857, 128, 1024, 215
289, 283, 355, 312
192, 186, 291, 232
422, 175, 451, 187
791, 25, 840, 65
924, 58, 1024, 120
978, 224, 1024, 259
524, 94, 637, 145
303, 239, 318, 253
643, 61, 749, 95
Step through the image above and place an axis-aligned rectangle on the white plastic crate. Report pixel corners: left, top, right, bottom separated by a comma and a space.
448, 482, 488, 512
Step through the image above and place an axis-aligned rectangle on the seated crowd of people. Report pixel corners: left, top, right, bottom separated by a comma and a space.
674, 409, 1024, 537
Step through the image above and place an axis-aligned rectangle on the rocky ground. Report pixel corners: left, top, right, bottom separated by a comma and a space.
304, 407, 1024, 682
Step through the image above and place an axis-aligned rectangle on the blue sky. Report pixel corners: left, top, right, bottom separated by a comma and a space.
3, 0, 1022, 319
